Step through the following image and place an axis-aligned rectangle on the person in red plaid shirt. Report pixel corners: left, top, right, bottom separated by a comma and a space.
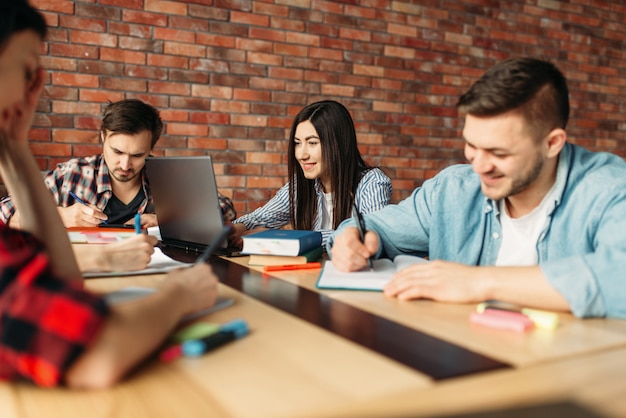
0, 1, 220, 389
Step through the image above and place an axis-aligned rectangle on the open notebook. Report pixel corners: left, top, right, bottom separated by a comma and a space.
316, 255, 428, 291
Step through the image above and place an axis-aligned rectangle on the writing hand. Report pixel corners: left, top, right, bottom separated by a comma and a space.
330, 226, 379, 272
58, 203, 108, 227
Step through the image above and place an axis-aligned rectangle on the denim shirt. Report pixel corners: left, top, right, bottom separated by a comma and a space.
329, 143, 626, 318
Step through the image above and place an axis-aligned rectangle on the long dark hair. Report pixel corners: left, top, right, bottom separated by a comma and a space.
0, 0, 47, 49
287, 100, 372, 230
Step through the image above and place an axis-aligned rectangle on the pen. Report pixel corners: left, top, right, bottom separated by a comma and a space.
264, 262, 322, 272
69, 191, 108, 224
195, 225, 233, 264
134, 213, 142, 234
69, 191, 87, 205
352, 203, 374, 270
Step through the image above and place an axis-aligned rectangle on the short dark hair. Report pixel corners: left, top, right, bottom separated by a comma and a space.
0, 0, 47, 49
457, 57, 570, 139
100, 99, 163, 148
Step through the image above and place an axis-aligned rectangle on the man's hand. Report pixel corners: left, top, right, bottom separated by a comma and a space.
129, 213, 157, 229
330, 227, 379, 272
383, 260, 486, 303
58, 203, 108, 227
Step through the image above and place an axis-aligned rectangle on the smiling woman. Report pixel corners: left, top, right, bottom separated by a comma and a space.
230, 100, 393, 247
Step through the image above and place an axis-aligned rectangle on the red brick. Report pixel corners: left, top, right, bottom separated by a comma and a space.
100, 0, 143, 8
190, 112, 230, 125
79, 89, 125, 103
41, 56, 78, 71
233, 89, 271, 102
52, 73, 99, 88
122, 10, 168, 27
101, 77, 147, 92
154, 28, 196, 43
125, 65, 168, 80
49, 43, 100, 60
145, 0, 188, 15
194, 33, 236, 49
231, 11, 269, 26
101, 48, 146, 64
188, 138, 228, 150
70, 31, 117, 47
147, 54, 189, 69
30, 143, 73, 157
29, 128, 51, 142
210, 100, 249, 114
167, 123, 209, 136
52, 129, 99, 144
44, 86, 78, 101
231, 115, 268, 127
164, 42, 206, 58
32, 0, 74, 14
108, 22, 155, 39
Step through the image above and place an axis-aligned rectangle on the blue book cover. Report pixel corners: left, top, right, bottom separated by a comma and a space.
241, 230, 322, 256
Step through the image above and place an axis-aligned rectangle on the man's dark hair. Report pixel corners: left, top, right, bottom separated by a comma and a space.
100, 99, 163, 148
457, 57, 570, 140
0, 0, 47, 50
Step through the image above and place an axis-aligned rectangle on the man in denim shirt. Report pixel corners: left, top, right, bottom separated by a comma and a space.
329, 57, 626, 318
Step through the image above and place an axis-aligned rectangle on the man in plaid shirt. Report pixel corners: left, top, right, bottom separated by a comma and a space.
0, 99, 237, 229
1, 0, 220, 388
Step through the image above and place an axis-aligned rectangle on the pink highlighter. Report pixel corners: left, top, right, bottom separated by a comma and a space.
469, 308, 534, 333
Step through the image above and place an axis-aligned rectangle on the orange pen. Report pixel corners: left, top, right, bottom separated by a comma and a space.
264, 262, 322, 272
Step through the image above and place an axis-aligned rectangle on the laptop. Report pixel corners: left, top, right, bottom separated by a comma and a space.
145, 156, 239, 256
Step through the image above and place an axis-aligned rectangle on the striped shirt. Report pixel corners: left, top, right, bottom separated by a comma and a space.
234, 168, 392, 245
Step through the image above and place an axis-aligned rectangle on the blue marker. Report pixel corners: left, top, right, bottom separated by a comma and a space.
134, 213, 142, 234
181, 319, 249, 357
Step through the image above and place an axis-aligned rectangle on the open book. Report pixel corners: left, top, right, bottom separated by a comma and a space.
83, 247, 193, 278
316, 255, 428, 291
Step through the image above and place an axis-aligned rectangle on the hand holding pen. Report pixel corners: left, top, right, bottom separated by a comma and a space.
351, 203, 374, 271
66, 191, 108, 226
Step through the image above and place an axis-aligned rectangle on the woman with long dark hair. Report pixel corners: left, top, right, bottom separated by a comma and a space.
233, 100, 391, 246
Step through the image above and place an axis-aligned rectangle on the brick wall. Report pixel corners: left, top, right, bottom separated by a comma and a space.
28, 0, 626, 214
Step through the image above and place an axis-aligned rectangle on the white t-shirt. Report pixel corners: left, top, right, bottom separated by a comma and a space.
320, 192, 334, 230
495, 187, 557, 266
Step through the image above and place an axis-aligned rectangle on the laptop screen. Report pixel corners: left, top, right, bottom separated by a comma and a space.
145, 156, 226, 252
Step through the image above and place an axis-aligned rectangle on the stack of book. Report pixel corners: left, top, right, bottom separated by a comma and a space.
241, 230, 323, 266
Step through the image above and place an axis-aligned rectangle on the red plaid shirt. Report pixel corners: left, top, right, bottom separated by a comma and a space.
0, 224, 108, 387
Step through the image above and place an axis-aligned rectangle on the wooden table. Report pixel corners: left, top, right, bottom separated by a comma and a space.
1, 254, 626, 418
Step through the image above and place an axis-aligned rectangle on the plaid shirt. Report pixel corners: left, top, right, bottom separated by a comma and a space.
0, 154, 237, 223
0, 224, 108, 387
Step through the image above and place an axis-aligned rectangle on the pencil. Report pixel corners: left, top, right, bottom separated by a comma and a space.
264, 262, 322, 272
